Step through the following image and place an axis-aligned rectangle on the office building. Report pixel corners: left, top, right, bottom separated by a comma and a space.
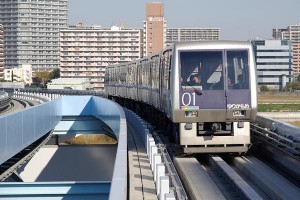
272, 28, 287, 40
0, 24, 3, 80
144, 2, 166, 56
47, 78, 91, 90
281, 23, 300, 77
0, 0, 68, 71
166, 28, 220, 46
252, 39, 292, 90
60, 24, 142, 90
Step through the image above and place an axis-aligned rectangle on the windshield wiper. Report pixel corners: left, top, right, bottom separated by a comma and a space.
183, 82, 202, 95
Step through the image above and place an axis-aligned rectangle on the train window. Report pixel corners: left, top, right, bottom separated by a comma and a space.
120, 66, 126, 84
127, 65, 132, 84
162, 50, 171, 90
226, 50, 249, 90
180, 51, 223, 90
104, 70, 110, 84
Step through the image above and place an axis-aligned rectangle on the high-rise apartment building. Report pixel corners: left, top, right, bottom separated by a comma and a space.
272, 28, 287, 40
281, 23, 300, 77
60, 25, 142, 90
252, 40, 292, 90
0, 0, 68, 71
144, 2, 166, 56
0, 24, 4, 80
166, 28, 220, 46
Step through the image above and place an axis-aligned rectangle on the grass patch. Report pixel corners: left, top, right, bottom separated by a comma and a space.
290, 121, 300, 127
258, 95, 300, 104
258, 104, 300, 112
65, 134, 117, 145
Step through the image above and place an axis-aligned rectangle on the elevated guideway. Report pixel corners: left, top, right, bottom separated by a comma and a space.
0, 96, 127, 200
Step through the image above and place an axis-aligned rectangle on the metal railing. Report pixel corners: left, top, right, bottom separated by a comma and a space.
251, 123, 300, 158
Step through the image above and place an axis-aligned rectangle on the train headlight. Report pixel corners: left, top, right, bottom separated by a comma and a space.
185, 111, 198, 117
233, 110, 246, 117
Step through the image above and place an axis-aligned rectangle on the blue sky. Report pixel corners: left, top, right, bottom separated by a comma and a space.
69, 0, 300, 40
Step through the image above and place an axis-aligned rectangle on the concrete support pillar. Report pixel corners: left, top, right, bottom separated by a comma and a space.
150, 146, 158, 168
153, 154, 162, 181
147, 137, 155, 156
165, 193, 176, 200
144, 129, 150, 146
159, 176, 169, 200
156, 164, 165, 195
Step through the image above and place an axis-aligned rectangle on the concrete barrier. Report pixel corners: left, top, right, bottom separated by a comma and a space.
124, 108, 174, 200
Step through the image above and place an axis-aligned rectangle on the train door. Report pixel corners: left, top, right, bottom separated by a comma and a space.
137, 62, 142, 102
160, 50, 172, 115
225, 50, 251, 119
180, 50, 226, 119
151, 55, 160, 108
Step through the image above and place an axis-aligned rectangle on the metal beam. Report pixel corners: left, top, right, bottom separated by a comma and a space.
0, 182, 110, 199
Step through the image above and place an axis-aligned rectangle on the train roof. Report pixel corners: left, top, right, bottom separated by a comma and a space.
173, 40, 252, 50
106, 40, 253, 69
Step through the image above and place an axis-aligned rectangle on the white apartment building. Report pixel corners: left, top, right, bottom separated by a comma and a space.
0, 0, 68, 71
4, 64, 33, 85
60, 24, 142, 90
282, 23, 300, 77
166, 28, 220, 46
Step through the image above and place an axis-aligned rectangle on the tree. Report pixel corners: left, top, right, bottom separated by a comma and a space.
51, 68, 60, 79
31, 77, 43, 88
35, 71, 52, 86
260, 86, 269, 92
284, 82, 300, 91
28, 68, 60, 88
297, 74, 300, 82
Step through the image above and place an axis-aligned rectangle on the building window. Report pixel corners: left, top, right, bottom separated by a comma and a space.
281, 40, 288, 46
254, 41, 265, 46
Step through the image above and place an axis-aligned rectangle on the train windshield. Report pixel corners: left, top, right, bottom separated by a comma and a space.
180, 51, 224, 90
180, 50, 249, 90
226, 50, 249, 90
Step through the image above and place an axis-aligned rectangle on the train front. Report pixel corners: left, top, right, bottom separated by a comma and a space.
171, 41, 257, 154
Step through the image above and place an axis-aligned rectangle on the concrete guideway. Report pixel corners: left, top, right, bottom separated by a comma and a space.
127, 115, 157, 200
233, 156, 300, 200
174, 157, 226, 200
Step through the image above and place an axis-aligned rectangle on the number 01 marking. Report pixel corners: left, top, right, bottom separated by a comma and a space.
181, 92, 196, 106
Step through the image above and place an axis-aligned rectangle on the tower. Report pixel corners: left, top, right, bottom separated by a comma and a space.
144, 2, 166, 56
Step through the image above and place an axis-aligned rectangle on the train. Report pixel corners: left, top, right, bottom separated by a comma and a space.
0, 91, 11, 112
105, 41, 257, 154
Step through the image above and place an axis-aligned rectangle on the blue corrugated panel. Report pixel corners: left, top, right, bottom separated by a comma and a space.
0, 99, 62, 165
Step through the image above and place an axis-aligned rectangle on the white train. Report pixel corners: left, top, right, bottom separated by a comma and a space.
105, 41, 257, 154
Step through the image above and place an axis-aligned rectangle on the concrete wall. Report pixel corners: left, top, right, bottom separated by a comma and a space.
18, 145, 117, 182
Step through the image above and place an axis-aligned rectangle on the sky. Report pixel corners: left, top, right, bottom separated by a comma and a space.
69, 0, 300, 40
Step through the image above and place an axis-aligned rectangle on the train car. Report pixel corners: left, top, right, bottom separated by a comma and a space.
105, 41, 257, 154
0, 91, 11, 112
